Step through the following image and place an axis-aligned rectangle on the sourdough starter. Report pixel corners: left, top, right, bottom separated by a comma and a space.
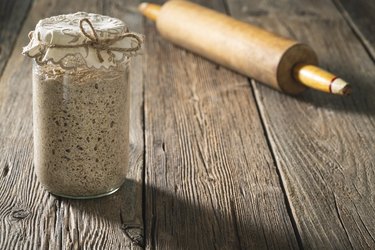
33, 62, 129, 197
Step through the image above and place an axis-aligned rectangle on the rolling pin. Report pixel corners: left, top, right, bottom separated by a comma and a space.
139, 1, 351, 95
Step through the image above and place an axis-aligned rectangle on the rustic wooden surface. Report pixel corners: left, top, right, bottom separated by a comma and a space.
225, 0, 375, 248
0, 0, 374, 249
0, 0, 33, 77
333, 0, 375, 60
0, 0, 144, 249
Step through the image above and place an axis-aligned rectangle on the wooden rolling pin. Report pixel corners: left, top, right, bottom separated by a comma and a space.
139, 1, 351, 95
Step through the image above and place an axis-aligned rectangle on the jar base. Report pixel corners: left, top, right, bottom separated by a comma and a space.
49, 187, 121, 199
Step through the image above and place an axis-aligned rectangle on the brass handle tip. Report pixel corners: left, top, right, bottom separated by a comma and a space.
294, 64, 351, 96
138, 2, 161, 21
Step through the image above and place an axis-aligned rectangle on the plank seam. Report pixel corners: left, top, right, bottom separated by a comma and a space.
221, 0, 303, 247
57, 198, 62, 250
333, 193, 354, 249
141, 17, 147, 247
249, 80, 304, 250
330, 0, 375, 63
230, 200, 243, 250
221, 0, 231, 17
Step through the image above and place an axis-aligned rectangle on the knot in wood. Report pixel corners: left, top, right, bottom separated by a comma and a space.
11, 208, 30, 220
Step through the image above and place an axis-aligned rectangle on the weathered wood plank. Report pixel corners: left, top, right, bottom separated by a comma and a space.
332, 0, 375, 60
143, 0, 300, 249
0, 0, 144, 248
225, 0, 375, 248
108, 0, 145, 246
0, 0, 33, 78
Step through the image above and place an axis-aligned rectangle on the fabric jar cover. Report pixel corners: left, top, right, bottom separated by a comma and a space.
23, 12, 143, 69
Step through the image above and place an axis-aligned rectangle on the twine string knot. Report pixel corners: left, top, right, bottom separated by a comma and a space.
48, 18, 142, 63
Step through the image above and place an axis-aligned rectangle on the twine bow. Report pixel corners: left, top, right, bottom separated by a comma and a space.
48, 18, 142, 63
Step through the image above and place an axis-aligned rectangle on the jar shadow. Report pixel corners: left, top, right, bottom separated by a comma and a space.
64, 178, 300, 249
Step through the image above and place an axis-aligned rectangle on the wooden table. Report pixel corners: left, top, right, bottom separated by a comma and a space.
1, 0, 374, 249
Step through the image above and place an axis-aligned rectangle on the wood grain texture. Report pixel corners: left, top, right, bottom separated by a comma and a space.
332, 0, 375, 60
108, 0, 145, 246
0, 0, 33, 77
225, 0, 375, 248
143, 1, 299, 249
0, 0, 144, 249
2, 0, 374, 248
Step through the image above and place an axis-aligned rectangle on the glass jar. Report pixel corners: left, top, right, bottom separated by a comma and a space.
23, 12, 143, 198
32, 61, 130, 198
